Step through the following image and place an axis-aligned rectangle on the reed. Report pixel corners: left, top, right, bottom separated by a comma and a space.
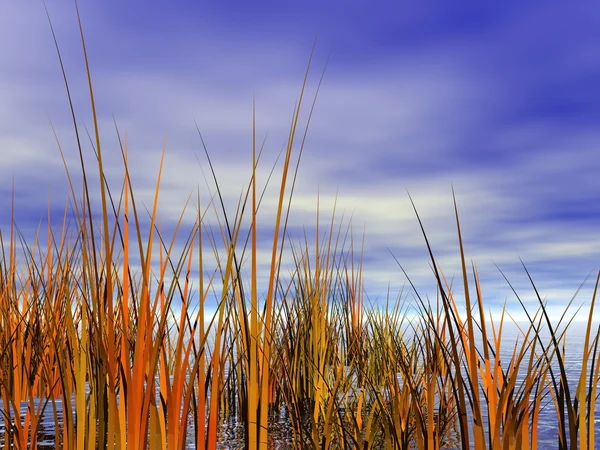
1, 4, 599, 450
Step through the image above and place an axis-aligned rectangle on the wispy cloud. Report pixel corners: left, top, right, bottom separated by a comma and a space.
1, 2, 599, 321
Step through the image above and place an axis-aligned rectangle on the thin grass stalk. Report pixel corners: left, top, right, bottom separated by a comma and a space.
576, 271, 600, 450
248, 97, 260, 449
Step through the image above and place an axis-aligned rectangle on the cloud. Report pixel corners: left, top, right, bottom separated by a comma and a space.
1, 2, 599, 324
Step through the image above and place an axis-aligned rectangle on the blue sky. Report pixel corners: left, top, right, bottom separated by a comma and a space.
1, 2, 600, 321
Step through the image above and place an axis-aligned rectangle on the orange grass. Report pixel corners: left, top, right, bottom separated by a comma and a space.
1, 5, 600, 450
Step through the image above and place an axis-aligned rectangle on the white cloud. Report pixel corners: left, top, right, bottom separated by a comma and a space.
1, 2, 599, 326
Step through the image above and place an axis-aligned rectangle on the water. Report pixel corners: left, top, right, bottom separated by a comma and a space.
1, 322, 599, 449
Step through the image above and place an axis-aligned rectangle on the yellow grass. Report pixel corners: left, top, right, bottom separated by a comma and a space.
1, 5, 599, 450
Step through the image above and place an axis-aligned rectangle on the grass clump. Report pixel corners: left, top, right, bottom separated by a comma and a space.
1, 6, 599, 450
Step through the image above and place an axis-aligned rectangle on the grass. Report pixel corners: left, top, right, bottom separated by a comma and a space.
1, 5, 600, 450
